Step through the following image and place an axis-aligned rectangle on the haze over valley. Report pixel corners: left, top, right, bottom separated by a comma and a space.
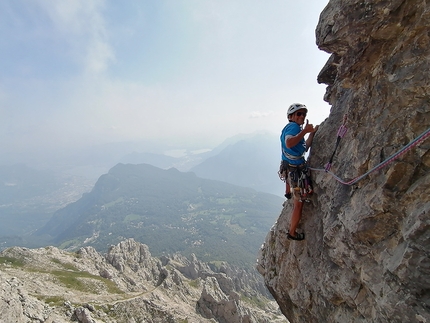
0, 1, 331, 321
0, 133, 285, 260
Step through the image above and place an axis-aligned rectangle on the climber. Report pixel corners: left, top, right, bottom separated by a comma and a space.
278, 103, 319, 241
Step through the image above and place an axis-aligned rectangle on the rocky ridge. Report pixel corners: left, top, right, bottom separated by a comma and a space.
258, 0, 429, 323
0, 239, 286, 323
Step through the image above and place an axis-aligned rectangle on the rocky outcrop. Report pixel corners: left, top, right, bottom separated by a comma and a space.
74, 307, 96, 323
197, 277, 249, 323
175, 253, 211, 280
0, 276, 49, 323
0, 239, 286, 323
258, 1, 430, 323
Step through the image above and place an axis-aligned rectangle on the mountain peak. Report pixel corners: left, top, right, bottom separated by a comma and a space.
0, 239, 287, 322
35, 163, 283, 268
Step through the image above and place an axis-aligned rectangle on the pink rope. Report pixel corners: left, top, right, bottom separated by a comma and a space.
311, 127, 430, 186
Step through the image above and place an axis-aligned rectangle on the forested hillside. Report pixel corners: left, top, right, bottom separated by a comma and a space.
37, 163, 283, 267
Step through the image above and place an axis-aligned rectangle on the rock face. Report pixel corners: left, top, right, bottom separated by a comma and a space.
257, 1, 430, 323
0, 239, 286, 323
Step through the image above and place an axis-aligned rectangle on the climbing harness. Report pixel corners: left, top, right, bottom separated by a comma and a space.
310, 126, 430, 186
279, 161, 313, 201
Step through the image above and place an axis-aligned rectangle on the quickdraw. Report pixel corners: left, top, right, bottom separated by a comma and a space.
325, 114, 348, 171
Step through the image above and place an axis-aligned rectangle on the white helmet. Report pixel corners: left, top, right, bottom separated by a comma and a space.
287, 103, 307, 116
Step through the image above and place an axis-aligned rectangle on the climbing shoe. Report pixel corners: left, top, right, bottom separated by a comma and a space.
287, 232, 305, 241
284, 192, 292, 199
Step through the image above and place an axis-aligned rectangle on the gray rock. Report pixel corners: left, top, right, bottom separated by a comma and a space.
0, 239, 286, 322
197, 276, 252, 323
258, 0, 430, 322
75, 307, 96, 323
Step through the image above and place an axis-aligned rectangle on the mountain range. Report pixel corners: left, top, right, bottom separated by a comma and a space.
0, 132, 285, 269
35, 163, 284, 268
119, 132, 284, 196
0, 238, 287, 322
190, 133, 282, 195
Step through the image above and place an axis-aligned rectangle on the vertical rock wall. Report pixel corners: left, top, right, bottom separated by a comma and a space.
257, 1, 430, 322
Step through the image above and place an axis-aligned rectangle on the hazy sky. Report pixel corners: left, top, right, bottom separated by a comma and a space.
1, 0, 330, 158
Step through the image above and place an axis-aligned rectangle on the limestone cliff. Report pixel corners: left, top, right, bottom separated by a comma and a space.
257, 1, 430, 323
0, 239, 286, 323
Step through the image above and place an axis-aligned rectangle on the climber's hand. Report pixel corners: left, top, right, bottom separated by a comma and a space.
303, 119, 315, 134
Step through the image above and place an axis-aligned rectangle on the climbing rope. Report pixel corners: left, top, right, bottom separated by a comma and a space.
310, 126, 430, 186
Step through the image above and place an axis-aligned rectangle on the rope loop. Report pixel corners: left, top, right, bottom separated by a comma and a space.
311, 127, 430, 186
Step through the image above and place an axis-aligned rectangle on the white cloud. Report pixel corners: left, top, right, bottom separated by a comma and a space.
85, 38, 115, 73
35, 0, 115, 74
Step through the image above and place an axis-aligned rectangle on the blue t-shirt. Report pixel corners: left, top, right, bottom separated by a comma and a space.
280, 122, 306, 165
